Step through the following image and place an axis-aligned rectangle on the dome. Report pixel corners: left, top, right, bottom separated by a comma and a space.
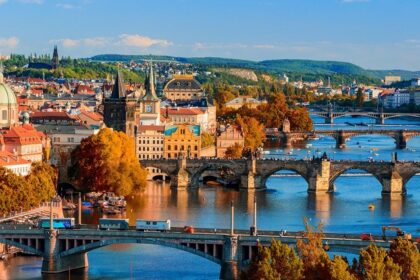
0, 83, 17, 105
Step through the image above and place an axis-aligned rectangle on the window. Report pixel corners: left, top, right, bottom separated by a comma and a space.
174, 145, 178, 150
168, 145, 171, 151
194, 145, 198, 151
68, 137, 74, 143
2, 110, 7, 120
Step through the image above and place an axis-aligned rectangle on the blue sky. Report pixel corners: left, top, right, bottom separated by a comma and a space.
0, 0, 419, 70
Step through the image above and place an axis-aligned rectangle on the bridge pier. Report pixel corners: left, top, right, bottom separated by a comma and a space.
381, 171, 406, 195
171, 156, 189, 189
336, 130, 347, 149
308, 159, 332, 193
395, 131, 407, 149
219, 236, 239, 280
376, 115, 385, 125
42, 230, 88, 273
279, 132, 293, 148
240, 158, 263, 190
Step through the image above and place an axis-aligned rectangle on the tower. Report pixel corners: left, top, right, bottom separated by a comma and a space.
52, 46, 59, 70
139, 63, 161, 125
103, 71, 138, 137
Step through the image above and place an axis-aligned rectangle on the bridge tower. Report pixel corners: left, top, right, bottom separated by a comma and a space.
171, 154, 189, 189
41, 229, 88, 273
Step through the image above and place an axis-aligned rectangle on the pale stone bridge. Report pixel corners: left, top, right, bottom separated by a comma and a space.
310, 110, 420, 124
272, 129, 420, 149
0, 226, 411, 279
140, 158, 420, 194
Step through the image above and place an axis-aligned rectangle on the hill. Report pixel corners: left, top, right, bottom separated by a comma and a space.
90, 54, 419, 84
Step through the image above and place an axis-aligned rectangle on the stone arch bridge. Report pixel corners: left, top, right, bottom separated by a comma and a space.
141, 158, 420, 194
0, 226, 407, 279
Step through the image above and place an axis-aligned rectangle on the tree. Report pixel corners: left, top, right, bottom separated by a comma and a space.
296, 218, 331, 280
388, 237, 420, 280
356, 244, 401, 280
356, 88, 365, 107
225, 143, 243, 159
70, 128, 147, 196
330, 256, 357, 280
201, 132, 215, 148
236, 115, 265, 152
242, 240, 304, 280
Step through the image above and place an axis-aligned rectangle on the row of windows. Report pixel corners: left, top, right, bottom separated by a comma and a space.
139, 154, 163, 159
167, 145, 198, 151
139, 140, 164, 145
139, 147, 163, 152
166, 153, 198, 158
53, 137, 76, 143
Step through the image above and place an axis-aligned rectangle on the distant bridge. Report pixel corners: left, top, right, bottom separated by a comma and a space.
268, 129, 420, 149
310, 110, 420, 124
141, 158, 420, 194
0, 225, 414, 279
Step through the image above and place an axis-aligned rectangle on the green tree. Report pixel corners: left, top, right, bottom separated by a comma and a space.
388, 237, 420, 280
70, 128, 147, 196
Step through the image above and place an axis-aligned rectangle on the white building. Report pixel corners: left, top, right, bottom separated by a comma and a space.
381, 90, 410, 108
0, 151, 32, 176
411, 78, 420, 87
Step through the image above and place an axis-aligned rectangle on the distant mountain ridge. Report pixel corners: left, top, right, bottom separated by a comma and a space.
90, 54, 420, 81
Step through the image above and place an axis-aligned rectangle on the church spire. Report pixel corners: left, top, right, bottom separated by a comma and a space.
142, 62, 158, 100
52, 45, 59, 70
110, 71, 126, 99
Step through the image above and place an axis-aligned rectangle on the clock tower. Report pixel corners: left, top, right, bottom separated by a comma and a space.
139, 64, 160, 125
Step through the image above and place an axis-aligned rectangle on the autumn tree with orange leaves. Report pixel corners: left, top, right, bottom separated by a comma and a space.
70, 128, 147, 196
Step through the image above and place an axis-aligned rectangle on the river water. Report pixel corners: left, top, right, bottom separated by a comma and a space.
3, 116, 420, 279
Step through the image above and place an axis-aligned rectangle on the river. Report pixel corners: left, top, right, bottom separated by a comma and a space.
3, 116, 420, 279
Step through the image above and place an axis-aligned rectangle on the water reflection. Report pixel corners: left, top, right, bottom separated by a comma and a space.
307, 193, 333, 221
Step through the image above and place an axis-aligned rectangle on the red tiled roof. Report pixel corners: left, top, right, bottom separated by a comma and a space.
79, 110, 103, 122
3, 126, 42, 145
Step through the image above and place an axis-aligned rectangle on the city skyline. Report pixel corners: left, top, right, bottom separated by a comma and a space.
0, 0, 420, 70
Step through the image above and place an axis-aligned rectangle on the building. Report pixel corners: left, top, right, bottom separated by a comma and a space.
384, 76, 401, 86
164, 124, 201, 159
78, 110, 103, 128
0, 66, 18, 128
411, 78, 420, 87
139, 66, 160, 125
409, 90, 420, 106
0, 150, 32, 176
216, 125, 244, 158
136, 125, 165, 160
380, 89, 410, 108
161, 107, 213, 130
163, 74, 204, 101
2, 125, 43, 162
103, 71, 139, 138
34, 124, 99, 182
225, 96, 265, 109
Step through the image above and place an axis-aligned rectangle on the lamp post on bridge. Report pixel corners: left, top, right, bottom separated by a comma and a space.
230, 201, 234, 236
250, 196, 257, 236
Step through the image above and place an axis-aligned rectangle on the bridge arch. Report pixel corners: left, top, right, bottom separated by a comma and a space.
333, 113, 377, 122
59, 238, 222, 265
330, 168, 383, 192
190, 164, 240, 187
0, 238, 43, 256
261, 167, 310, 190
383, 114, 420, 121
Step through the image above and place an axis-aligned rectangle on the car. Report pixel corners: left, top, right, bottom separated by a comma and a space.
361, 233, 374, 241
183, 225, 194, 233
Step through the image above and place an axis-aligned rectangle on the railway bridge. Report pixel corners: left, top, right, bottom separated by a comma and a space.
0, 226, 411, 279
140, 158, 420, 193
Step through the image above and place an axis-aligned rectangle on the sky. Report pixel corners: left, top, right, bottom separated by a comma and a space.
0, 0, 420, 70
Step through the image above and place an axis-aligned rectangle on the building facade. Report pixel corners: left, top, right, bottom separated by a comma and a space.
2, 125, 43, 162
0, 68, 18, 128
136, 125, 165, 160
164, 124, 201, 159
216, 125, 244, 158
139, 66, 160, 125
163, 75, 204, 101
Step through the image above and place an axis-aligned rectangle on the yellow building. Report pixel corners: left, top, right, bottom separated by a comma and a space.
164, 124, 201, 159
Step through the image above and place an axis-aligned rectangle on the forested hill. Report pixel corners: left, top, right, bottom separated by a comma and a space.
90, 54, 420, 82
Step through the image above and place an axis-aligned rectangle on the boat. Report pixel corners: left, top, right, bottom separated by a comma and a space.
82, 201, 93, 208
368, 204, 375, 210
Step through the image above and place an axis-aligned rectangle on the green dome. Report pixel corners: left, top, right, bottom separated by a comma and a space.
0, 83, 17, 105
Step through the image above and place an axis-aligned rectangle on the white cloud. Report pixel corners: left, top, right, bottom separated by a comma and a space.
0, 37, 19, 48
118, 34, 172, 48
50, 38, 80, 48
0, 0, 7, 5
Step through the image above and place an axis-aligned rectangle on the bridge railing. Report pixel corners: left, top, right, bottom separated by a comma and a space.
0, 201, 62, 224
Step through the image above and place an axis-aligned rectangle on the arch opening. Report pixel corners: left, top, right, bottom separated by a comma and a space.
330, 168, 382, 195
344, 134, 397, 150
192, 165, 240, 188
264, 169, 309, 192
